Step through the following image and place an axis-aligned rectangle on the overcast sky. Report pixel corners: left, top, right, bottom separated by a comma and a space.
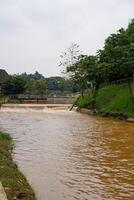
0, 0, 134, 77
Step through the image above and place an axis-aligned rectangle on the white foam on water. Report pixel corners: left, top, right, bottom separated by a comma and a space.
0, 106, 71, 114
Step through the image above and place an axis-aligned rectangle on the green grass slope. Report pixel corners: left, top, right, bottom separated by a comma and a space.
75, 84, 134, 118
75, 93, 93, 108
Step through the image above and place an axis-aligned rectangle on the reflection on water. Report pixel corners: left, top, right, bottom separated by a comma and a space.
0, 109, 134, 200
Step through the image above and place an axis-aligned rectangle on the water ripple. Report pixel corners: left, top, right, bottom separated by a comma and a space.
0, 110, 134, 200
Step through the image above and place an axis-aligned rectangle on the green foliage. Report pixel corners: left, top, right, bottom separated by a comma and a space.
45, 76, 78, 93
34, 80, 46, 95
20, 71, 45, 82
97, 19, 134, 83
67, 55, 97, 94
46, 76, 64, 91
25, 79, 46, 95
19, 72, 77, 95
1, 75, 26, 95
1, 71, 76, 96
75, 93, 93, 108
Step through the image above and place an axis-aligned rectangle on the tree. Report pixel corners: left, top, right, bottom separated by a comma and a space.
20, 71, 45, 82
25, 80, 46, 95
45, 77, 63, 91
25, 80, 35, 94
2, 75, 26, 95
45, 76, 78, 94
34, 80, 46, 95
66, 55, 97, 97
0, 69, 9, 85
97, 19, 134, 83
59, 43, 81, 76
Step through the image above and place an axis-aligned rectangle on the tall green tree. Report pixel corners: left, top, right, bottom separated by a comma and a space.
67, 55, 97, 96
98, 19, 134, 83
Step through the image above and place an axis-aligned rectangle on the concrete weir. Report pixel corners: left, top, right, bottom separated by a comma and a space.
0, 182, 8, 200
1, 104, 72, 111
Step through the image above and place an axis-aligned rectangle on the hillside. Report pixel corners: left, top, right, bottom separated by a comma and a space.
75, 84, 134, 118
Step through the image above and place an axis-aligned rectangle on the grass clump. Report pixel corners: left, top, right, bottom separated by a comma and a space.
0, 132, 36, 200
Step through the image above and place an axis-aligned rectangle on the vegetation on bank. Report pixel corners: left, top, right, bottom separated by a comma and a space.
60, 19, 134, 100
68, 19, 134, 119
75, 92, 93, 108
75, 83, 134, 118
0, 131, 36, 200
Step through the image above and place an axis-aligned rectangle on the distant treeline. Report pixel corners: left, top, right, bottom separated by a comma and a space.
0, 71, 78, 96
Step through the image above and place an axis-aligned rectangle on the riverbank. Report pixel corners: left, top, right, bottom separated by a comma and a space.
75, 83, 134, 120
0, 131, 36, 200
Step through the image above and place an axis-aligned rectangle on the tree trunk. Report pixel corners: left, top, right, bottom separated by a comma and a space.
90, 85, 95, 109
128, 82, 134, 105
81, 89, 84, 98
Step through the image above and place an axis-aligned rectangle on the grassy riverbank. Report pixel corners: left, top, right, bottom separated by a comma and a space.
0, 131, 36, 200
75, 83, 134, 118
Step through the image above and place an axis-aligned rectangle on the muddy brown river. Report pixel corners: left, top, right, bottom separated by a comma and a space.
0, 108, 134, 200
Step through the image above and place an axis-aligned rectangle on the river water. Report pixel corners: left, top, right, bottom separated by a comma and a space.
0, 108, 134, 200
